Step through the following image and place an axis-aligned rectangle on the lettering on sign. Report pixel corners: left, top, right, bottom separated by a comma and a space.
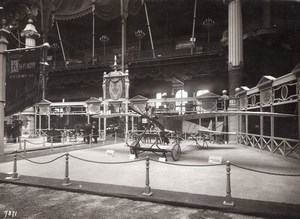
5, 49, 41, 116
106, 150, 115, 156
10, 59, 36, 73
208, 155, 222, 164
159, 157, 166, 162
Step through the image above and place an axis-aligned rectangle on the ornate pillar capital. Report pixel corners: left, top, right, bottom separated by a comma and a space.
228, 61, 243, 71
21, 19, 40, 47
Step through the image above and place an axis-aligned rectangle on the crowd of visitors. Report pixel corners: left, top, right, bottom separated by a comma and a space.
4, 120, 100, 144
81, 121, 99, 144
4, 120, 22, 143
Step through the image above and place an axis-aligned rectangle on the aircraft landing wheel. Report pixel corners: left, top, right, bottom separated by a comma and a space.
130, 141, 140, 154
171, 143, 181, 161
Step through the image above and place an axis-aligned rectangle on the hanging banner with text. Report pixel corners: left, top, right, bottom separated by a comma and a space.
5, 49, 42, 116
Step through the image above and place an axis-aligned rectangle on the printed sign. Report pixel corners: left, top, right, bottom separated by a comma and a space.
5, 49, 41, 116
208, 155, 222, 164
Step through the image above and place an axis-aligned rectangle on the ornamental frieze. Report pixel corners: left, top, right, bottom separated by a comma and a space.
261, 88, 272, 105
201, 101, 216, 111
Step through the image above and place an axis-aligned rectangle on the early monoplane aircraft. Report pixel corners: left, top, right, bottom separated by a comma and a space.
125, 105, 184, 161
126, 104, 295, 161
93, 104, 294, 162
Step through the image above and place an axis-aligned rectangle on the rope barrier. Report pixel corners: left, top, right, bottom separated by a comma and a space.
231, 163, 300, 177
7, 142, 300, 178
69, 154, 146, 164
149, 158, 225, 167
24, 140, 48, 145
46, 134, 63, 138
17, 153, 65, 165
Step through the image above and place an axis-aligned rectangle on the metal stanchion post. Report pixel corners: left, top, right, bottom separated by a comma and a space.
18, 137, 22, 150
62, 132, 65, 145
43, 134, 45, 147
23, 140, 27, 156
143, 156, 153, 196
72, 135, 75, 148
11, 150, 19, 180
51, 136, 53, 151
114, 131, 117, 143
89, 134, 92, 146
62, 153, 71, 186
223, 161, 235, 206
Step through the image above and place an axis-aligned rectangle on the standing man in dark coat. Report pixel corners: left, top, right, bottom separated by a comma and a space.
6, 123, 13, 143
12, 120, 22, 143
92, 121, 99, 143
85, 123, 92, 144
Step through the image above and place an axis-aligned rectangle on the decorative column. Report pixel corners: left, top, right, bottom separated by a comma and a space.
202, 18, 215, 52
0, 25, 9, 155
102, 72, 107, 141
99, 35, 109, 62
135, 30, 145, 58
225, 0, 243, 143
121, 0, 126, 72
20, 19, 40, 48
227, 0, 243, 97
124, 70, 130, 142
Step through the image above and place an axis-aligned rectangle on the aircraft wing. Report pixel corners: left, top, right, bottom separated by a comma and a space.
92, 113, 140, 118
156, 117, 209, 134
182, 121, 209, 133
198, 129, 237, 135
165, 111, 295, 120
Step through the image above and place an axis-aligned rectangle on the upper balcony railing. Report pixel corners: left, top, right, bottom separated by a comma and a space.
49, 36, 224, 71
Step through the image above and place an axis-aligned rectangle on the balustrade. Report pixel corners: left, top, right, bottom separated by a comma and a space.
235, 73, 299, 159
50, 36, 223, 70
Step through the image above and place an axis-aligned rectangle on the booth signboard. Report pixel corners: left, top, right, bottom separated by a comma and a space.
106, 77, 126, 100
196, 92, 220, 112
85, 97, 101, 114
5, 49, 41, 116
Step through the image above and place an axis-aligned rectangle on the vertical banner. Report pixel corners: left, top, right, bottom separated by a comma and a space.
5, 49, 42, 116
